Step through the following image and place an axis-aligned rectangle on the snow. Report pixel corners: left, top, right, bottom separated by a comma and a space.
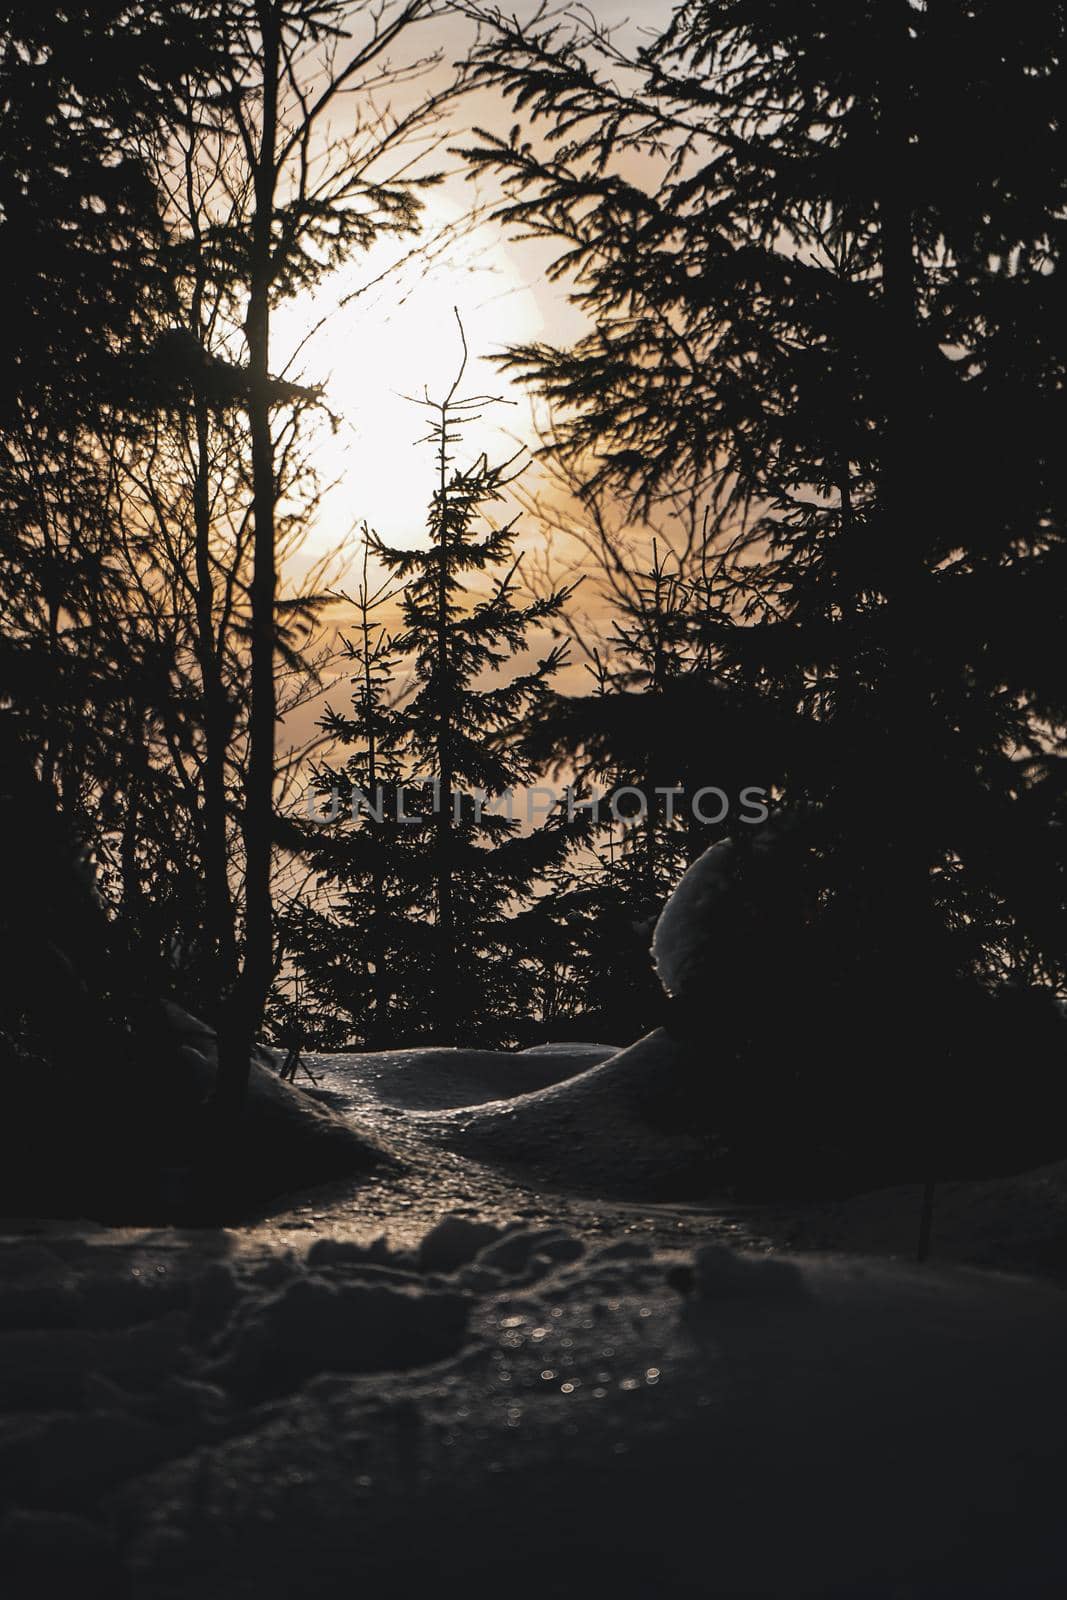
8, 1005, 1067, 1597
5, 1220, 1067, 1597
173, 1031, 390, 1203
404, 1029, 715, 1198
6, 835, 1067, 1593
518, 1041, 621, 1060
202, 1270, 471, 1403
652, 839, 737, 998
1, 1001, 390, 1224
651, 819, 798, 997
415, 1214, 503, 1272
306, 1043, 603, 1113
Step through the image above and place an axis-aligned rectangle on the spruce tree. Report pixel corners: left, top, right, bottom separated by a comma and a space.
288, 324, 577, 1047
278, 539, 430, 1048
549, 545, 716, 1041
463, 1, 1067, 1007
458, 2, 1067, 1182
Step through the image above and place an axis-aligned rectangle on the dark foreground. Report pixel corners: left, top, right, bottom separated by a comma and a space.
4, 1108, 1067, 1600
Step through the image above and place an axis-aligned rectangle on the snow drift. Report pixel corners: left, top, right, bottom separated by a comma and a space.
1, 1002, 392, 1223
408, 1028, 717, 1198
652, 837, 737, 998
306, 1041, 617, 1114
156, 1004, 393, 1209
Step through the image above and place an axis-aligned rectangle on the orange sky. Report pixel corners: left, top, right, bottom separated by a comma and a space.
275, 1, 664, 558
274, 1, 676, 766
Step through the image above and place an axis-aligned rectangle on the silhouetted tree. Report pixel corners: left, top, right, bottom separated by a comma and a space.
0, 0, 459, 1139
0, 3, 230, 1018
287, 325, 578, 1046
149, 0, 456, 1122
277, 536, 418, 1048
463, 1, 1067, 1024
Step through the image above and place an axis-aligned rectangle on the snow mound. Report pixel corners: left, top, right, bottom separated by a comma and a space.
785, 1158, 1067, 1272
518, 1042, 620, 1060
159, 1004, 393, 1206
0, 1002, 393, 1224
416, 1215, 503, 1272
205, 1272, 470, 1402
308, 1044, 601, 1113
652, 820, 797, 997
652, 840, 736, 997
415, 1029, 715, 1198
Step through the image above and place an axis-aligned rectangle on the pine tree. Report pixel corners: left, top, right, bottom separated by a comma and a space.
464, 0, 1067, 1008
511, 512, 786, 1040
457, 1, 1067, 1190
550, 545, 714, 1041
278, 538, 430, 1048
1, 0, 455, 1127
288, 322, 578, 1047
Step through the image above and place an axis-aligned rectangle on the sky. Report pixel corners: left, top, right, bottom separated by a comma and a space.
273, 1, 669, 567
272, 186, 573, 557
271, 1, 677, 764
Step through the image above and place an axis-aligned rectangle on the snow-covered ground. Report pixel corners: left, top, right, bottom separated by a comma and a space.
304, 1030, 716, 1198
4, 1199, 1067, 1599
308, 1040, 619, 1113
4, 857, 1066, 1595
6, 1028, 1067, 1600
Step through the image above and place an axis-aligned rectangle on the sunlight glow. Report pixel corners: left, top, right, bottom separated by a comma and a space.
273, 193, 547, 560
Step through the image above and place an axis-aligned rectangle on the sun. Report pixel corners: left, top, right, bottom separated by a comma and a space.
274, 193, 547, 560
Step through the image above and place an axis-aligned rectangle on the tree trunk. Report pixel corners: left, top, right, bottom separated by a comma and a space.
435, 413, 457, 1046
184, 117, 239, 1007
192, 392, 239, 1002
214, 2, 280, 1127
361, 603, 392, 1048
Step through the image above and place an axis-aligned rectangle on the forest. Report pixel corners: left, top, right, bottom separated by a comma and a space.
2, 2, 1067, 1596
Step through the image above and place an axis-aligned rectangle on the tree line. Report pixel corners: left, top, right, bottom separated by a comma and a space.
1, 2, 1064, 1154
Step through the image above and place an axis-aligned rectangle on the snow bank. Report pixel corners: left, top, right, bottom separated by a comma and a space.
412, 1028, 716, 1197
204, 1271, 470, 1403
518, 1042, 621, 1060
307, 1042, 605, 1114
157, 1004, 393, 1208
652, 838, 737, 997
651, 815, 802, 997
785, 1157, 1067, 1272
0, 1003, 394, 1224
